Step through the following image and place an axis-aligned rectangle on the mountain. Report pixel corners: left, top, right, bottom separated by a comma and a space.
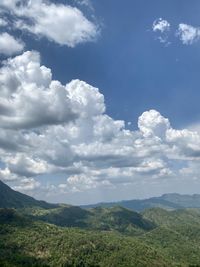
0, 180, 57, 209
84, 206, 155, 233
82, 193, 200, 211
2, 178, 200, 212
161, 193, 200, 208
0, 180, 155, 234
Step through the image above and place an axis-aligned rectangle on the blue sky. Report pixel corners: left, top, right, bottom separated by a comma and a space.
16, 0, 200, 128
1, 0, 200, 204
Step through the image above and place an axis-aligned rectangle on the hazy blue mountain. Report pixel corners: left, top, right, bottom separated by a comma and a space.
161, 193, 200, 208
81, 193, 200, 211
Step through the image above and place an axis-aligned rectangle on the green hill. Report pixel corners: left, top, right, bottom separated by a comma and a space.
2, 206, 200, 266
0, 180, 57, 209
140, 208, 200, 265
33, 205, 90, 228
0, 209, 176, 267
84, 206, 155, 234
142, 207, 200, 227
29, 205, 155, 235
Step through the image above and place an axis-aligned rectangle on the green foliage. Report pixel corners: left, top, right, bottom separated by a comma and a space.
140, 208, 200, 266
35, 205, 90, 228
2, 181, 200, 266
84, 206, 155, 234
142, 207, 200, 227
0, 211, 172, 267
31, 205, 155, 235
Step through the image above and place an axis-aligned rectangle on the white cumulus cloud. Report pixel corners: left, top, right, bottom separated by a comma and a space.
0, 51, 200, 196
0, 32, 24, 56
0, 50, 77, 129
138, 110, 170, 138
0, 0, 99, 47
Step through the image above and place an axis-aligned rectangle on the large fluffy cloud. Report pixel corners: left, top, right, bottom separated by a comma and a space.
1, 51, 200, 197
0, 51, 77, 129
0, 0, 98, 47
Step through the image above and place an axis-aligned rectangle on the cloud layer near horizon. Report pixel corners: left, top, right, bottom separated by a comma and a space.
0, 51, 200, 197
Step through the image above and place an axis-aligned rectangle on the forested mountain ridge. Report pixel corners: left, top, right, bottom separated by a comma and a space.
0, 180, 156, 233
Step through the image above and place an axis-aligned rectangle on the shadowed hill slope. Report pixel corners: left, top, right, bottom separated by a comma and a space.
0, 180, 57, 209
32, 205, 155, 234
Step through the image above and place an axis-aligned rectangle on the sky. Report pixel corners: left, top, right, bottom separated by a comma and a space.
1, 0, 200, 205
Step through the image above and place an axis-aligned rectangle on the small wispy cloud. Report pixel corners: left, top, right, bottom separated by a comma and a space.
152, 19, 200, 46
153, 18, 170, 33
177, 23, 200, 45
152, 18, 170, 44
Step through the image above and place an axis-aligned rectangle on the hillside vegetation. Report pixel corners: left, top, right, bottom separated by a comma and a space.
27, 205, 155, 235
1, 180, 200, 266
0, 209, 172, 267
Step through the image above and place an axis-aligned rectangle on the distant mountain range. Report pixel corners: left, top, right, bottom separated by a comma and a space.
0, 180, 154, 233
1, 179, 200, 234
1, 179, 200, 212
81, 192, 200, 211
